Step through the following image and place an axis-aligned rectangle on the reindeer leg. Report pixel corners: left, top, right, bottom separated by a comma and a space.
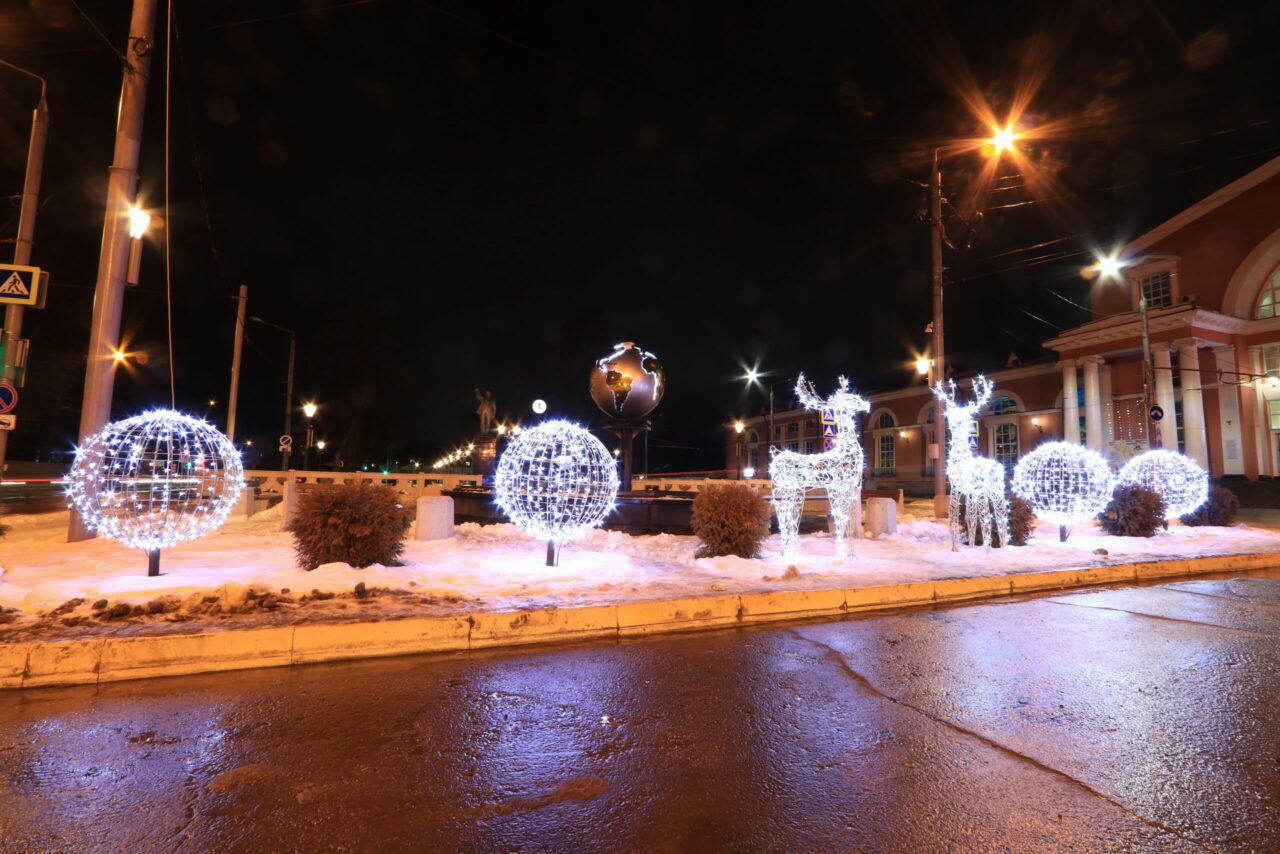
773, 487, 804, 558
992, 487, 1010, 548
966, 492, 981, 548
949, 489, 962, 552
827, 483, 857, 558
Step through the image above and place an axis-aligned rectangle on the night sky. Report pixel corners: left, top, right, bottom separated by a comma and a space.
2, 1, 1278, 472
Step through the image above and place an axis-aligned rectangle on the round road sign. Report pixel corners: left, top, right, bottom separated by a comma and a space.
0, 382, 17, 414
278, 434, 293, 446
1149, 404, 1164, 422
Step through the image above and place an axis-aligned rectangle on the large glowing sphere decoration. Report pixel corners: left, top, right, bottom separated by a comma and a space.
1117, 450, 1208, 518
590, 342, 665, 420
66, 410, 245, 552
495, 420, 619, 550
1011, 441, 1114, 526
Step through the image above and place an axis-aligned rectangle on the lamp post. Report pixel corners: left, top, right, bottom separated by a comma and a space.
734, 420, 744, 478
1090, 252, 1156, 447
250, 317, 296, 470
0, 60, 49, 485
303, 402, 317, 470
926, 125, 1019, 516
743, 369, 788, 449
315, 439, 326, 470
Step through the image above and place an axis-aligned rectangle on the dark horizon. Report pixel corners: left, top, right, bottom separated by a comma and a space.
2, 0, 1278, 472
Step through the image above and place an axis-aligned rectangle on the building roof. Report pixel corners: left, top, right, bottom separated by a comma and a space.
1127, 154, 1280, 253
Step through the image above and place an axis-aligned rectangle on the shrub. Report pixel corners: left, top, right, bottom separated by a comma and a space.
288, 483, 412, 570
691, 483, 773, 558
1180, 485, 1240, 527
1099, 483, 1164, 537
1007, 494, 1034, 546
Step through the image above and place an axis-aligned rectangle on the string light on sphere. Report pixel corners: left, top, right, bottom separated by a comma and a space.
66, 410, 244, 574
1012, 441, 1114, 534
1117, 450, 1208, 519
494, 419, 619, 566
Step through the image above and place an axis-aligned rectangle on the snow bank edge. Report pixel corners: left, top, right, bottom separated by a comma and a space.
4, 549, 1277, 690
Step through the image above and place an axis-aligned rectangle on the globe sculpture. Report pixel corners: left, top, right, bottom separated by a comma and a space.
589, 342, 664, 420
66, 409, 245, 576
1117, 449, 1208, 519
494, 420, 620, 566
1011, 441, 1114, 540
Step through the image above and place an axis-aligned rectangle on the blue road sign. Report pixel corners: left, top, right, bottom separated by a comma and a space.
821, 423, 837, 438
823, 437, 837, 451
0, 264, 41, 306
968, 435, 979, 451
1150, 404, 1164, 422
0, 382, 17, 414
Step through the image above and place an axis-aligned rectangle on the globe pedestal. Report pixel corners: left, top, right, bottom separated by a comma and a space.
604, 417, 649, 493
473, 432, 499, 485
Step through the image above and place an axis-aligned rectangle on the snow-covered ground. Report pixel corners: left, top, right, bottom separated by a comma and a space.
2, 505, 1278, 619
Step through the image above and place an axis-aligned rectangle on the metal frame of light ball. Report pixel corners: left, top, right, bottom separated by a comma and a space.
1117, 449, 1208, 519
1011, 441, 1114, 529
494, 419, 620, 564
66, 409, 245, 557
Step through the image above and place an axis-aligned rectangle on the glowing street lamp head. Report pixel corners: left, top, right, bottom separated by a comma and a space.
734, 420, 745, 434
914, 356, 931, 377
127, 205, 151, 239
743, 368, 760, 385
988, 125, 1018, 155
316, 440, 326, 451
302, 402, 317, 419
1095, 253, 1125, 280
112, 349, 128, 364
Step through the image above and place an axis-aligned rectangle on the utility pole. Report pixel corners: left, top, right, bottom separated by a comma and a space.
929, 149, 948, 516
0, 62, 49, 481
226, 285, 247, 442
282, 333, 295, 470
69, 0, 159, 542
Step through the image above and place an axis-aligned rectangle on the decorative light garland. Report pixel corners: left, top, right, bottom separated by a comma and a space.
1117, 449, 1208, 519
66, 410, 245, 571
494, 419, 619, 565
1012, 441, 1114, 535
933, 376, 1009, 550
769, 374, 869, 557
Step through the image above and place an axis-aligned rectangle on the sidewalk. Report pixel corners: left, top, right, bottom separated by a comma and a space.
3, 509, 1278, 689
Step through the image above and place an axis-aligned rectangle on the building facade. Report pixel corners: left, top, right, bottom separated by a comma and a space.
726, 155, 1280, 490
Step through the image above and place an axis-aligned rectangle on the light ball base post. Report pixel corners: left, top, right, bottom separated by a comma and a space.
546, 540, 561, 567
147, 548, 161, 577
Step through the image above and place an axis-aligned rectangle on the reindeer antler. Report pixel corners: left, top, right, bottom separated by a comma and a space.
794, 372, 826, 411
970, 374, 994, 409
931, 378, 959, 406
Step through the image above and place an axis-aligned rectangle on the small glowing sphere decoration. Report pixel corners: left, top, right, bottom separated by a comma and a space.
66, 409, 245, 552
1012, 441, 1114, 526
590, 342, 664, 420
532, 399, 547, 414
1117, 450, 1208, 518
495, 420, 619, 548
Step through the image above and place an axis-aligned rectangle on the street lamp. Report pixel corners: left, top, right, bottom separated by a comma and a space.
742, 369, 789, 448
734, 420, 745, 478
1087, 251, 1155, 447
303, 402, 318, 470
125, 205, 150, 286
249, 316, 297, 470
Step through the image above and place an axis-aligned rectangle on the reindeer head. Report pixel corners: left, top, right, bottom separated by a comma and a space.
931, 374, 994, 425
795, 373, 870, 420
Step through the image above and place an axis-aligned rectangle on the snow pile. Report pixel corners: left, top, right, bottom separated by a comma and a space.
1, 508, 1278, 619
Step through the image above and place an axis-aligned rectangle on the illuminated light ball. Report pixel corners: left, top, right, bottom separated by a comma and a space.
66, 409, 245, 552
1117, 450, 1208, 518
495, 420, 619, 554
1011, 441, 1114, 526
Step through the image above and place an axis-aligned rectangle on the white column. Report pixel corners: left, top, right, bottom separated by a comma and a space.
1212, 348, 1244, 474
1082, 356, 1104, 453
1251, 346, 1274, 476
1100, 364, 1115, 454
1178, 339, 1209, 469
1060, 360, 1079, 444
1152, 343, 1178, 450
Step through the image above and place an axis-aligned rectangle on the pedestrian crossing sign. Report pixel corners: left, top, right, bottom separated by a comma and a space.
821, 423, 837, 438
0, 264, 41, 306
820, 407, 836, 425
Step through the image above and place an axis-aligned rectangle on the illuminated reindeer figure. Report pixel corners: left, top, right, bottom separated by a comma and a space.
769, 374, 870, 557
932, 375, 1009, 551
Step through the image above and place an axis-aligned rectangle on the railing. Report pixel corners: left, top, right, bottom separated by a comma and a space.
243, 470, 481, 501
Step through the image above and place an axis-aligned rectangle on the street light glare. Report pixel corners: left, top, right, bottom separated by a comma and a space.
302, 402, 318, 418
111, 349, 127, 363
743, 368, 760, 384
127, 205, 151, 239
734, 420, 745, 433
989, 125, 1018, 154
914, 356, 931, 377
1096, 253, 1124, 279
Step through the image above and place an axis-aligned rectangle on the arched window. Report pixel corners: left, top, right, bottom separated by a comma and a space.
990, 396, 1019, 415
877, 412, 895, 429
1254, 266, 1280, 319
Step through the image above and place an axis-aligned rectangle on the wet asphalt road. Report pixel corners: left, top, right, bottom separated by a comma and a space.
2, 571, 1279, 854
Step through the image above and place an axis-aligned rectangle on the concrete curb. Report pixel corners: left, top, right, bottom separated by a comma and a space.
3, 550, 1277, 690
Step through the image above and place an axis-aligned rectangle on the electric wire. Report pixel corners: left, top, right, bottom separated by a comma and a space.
67, 0, 127, 64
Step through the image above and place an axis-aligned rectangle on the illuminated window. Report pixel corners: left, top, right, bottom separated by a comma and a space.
1269, 400, 1280, 431
1263, 344, 1280, 378
994, 422, 1018, 471
878, 434, 895, 475
1254, 267, 1280, 319
877, 412, 895, 429
990, 396, 1019, 414
1141, 271, 1172, 308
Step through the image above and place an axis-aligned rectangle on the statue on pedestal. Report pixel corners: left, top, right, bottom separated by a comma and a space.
475, 389, 496, 435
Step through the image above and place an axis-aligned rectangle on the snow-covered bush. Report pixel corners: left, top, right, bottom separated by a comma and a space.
1007, 494, 1034, 546
1099, 483, 1164, 538
691, 483, 772, 558
288, 483, 412, 570
1180, 485, 1239, 527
